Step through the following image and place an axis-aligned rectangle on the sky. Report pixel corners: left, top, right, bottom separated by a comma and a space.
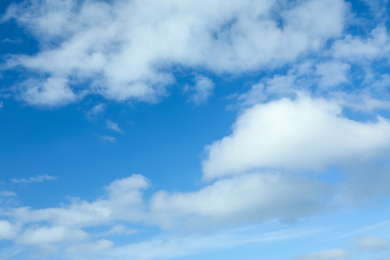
1, 0, 390, 259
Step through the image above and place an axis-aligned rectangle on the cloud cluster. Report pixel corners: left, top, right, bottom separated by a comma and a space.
1, 0, 347, 106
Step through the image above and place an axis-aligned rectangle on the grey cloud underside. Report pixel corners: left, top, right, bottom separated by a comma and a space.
2, 0, 347, 106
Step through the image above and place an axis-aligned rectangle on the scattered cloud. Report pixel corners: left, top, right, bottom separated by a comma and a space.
0, 191, 16, 197
0, 101, 3, 109
354, 235, 390, 251
297, 249, 351, 260
185, 76, 215, 105
98, 135, 116, 142
106, 120, 122, 133
1, 0, 347, 106
11, 174, 55, 184
87, 103, 106, 119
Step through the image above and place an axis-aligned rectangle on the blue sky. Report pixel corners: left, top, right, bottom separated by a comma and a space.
1, 0, 390, 259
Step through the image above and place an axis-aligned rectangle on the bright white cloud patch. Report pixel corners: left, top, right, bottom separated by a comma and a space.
150, 173, 330, 229
297, 249, 351, 260
1, 0, 347, 106
354, 235, 390, 251
202, 95, 390, 179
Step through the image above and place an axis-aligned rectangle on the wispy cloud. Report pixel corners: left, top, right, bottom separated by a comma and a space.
106, 120, 122, 133
98, 135, 116, 142
11, 174, 55, 184
87, 103, 106, 119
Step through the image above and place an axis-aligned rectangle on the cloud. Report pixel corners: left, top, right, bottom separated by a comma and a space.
0, 101, 3, 108
98, 135, 116, 142
297, 249, 351, 260
106, 120, 122, 133
0, 220, 16, 240
11, 174, 55, 184
150, 173, 330, 229
202, 94, 390, 180
17, 226, 88, 245
104, 225, 317, 260
0, 191, 16, 197
354, 235, 390, 251
87, 103, 106, 119
332, 27, 390, 61
316, 62, 350, 88
185, 76, 215, 105
1, 0, 347, 106
19, 77, 82, 107
66, 239, 113, 254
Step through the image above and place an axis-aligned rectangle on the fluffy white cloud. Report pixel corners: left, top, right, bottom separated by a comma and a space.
150, 173, 330, 229
185, 76, 215, 105
354, 235, 390, 251
297, 249, 351, 260
202, 95, 390, 179
2, 0, 347, 106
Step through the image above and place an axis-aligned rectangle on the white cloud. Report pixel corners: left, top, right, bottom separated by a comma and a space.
0, 101, 3, 108
185, 76, 215, 105
354, 235, 390, 251
2, 0, 347, 106
316, 62, 350, 88
17, 226, 87, 245
150, 173, 330, 229
11, 174, 55, 184
0, 220, 16, 240
66, 239, 113, 254
87, 103, 106, 119
332, 27, 390, 61
19, 77, 82, 107
297, 249, 351, 260
106, 120, 122, 133
202, 95, 390, 180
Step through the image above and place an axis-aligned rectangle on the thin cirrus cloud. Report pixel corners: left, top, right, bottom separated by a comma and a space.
1, 0, 347, 106
11, 174, 55, 184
